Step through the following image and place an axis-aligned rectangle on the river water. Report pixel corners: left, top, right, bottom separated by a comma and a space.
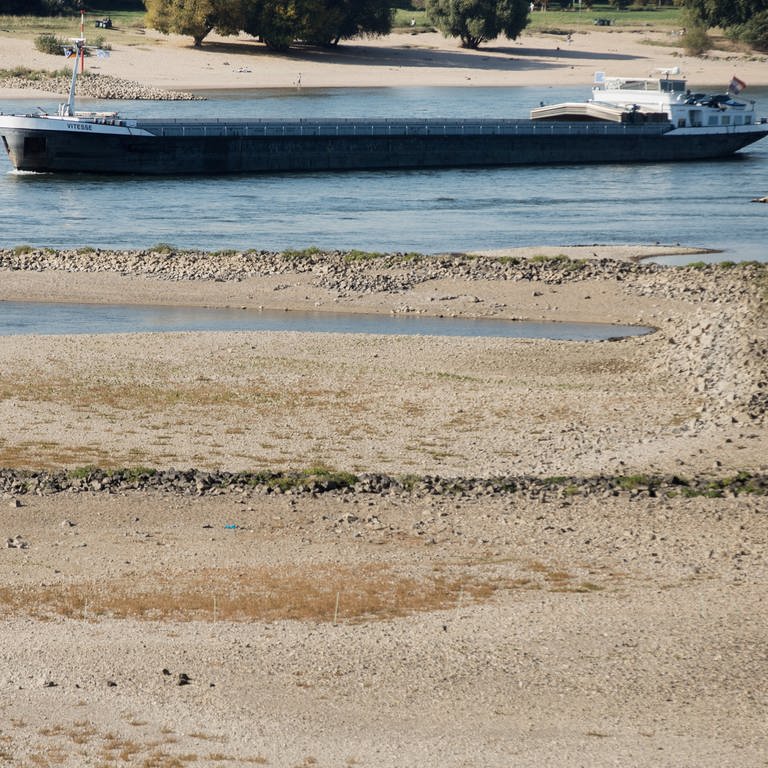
1, 85, 767, 262
0, 300, 651, 340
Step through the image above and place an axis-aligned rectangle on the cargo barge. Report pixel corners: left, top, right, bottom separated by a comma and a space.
1, 47, 766, 175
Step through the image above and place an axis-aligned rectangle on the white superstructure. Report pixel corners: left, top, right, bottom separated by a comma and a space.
592, 70, 762, 131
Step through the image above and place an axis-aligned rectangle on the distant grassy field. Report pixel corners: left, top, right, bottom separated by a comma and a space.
527, 6, 682, 33
0, 10, 146, 42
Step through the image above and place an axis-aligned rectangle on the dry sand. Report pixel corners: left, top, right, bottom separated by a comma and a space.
1, 25, 767, 97
0, 249, 766, 767
0, 21, 767, 768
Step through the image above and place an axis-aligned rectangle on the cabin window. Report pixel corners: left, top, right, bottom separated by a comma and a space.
23, 136, 46, 155
721, 115, 730, 125
708, 115, 719, 126
689, 110, 702, 127
677, 118, 686, 128
733, 115, 743, 125
745, 115, 752, 125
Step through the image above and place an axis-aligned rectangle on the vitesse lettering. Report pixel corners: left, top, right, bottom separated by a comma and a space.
66, 123, 93, 131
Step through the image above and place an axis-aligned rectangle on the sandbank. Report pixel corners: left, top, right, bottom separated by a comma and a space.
2, 26, 767, 98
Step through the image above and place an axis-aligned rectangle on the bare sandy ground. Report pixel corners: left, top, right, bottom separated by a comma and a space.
0, 19, 766, 763
1, 25, 767, 97
0, 249, 766, 766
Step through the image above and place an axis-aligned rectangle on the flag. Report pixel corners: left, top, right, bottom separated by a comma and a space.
729, 76, 746, 95
63, 47, 76, 58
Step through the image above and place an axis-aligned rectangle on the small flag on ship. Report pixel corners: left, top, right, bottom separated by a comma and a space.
728, 76, 747, 95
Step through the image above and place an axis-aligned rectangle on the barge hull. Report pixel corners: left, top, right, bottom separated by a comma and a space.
2, 120, 767, 174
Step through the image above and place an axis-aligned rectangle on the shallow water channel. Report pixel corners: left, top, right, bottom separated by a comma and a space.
0, 301, 652, 340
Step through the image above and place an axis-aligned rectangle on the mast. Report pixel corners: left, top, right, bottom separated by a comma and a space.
60, 38, 84, 117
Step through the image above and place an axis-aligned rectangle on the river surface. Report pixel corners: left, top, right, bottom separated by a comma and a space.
0, 300, 651, 339
1, 85, 767, 262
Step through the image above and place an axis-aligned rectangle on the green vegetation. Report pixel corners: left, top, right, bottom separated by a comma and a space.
33, 32, 67, 55
526, 3, 682, 33
616, 474, 651, 490
67, 465, 100, 480
144, 0, 393, 49
282, 246, 323, 260
392, 7, 431, 30
426, 0, 530, 49
149, 242, 176, 254
681, 23, 711, 55
244, 466, 359, 492
684, 0, 768, 51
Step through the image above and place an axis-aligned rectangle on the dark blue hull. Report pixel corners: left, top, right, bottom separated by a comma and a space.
2, 117, 767, 174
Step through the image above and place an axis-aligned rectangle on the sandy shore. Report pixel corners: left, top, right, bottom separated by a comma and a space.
1, 20, 767, 763
2, 25, 767, 97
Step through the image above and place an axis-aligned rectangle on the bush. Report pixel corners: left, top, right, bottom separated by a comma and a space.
682, 25, 711, 55
34, 33, 67, 55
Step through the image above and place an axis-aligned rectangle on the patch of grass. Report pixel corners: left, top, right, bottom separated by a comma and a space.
0, 441, 116, 470
281, 246, 322, 260
527, 6, 683, 33
616, 474, 651, 490
392, 9, 430, 30
0, 66, 69, 79
0, 564, 518, 623
149, 242, 176, 255
0, 11, 147, 42
12, 244, 34, 255
67, 465, 100, 480
246, 466, 358, 493
398, 251, 426, 262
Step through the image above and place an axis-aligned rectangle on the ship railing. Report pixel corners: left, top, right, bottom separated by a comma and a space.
147, 119, 670, 138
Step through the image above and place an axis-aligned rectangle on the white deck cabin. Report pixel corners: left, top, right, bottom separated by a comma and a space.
591, 71, 761, 129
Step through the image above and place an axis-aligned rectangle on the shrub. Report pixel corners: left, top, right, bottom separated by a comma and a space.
34, 33, 68, 56
682, 25, 711, 55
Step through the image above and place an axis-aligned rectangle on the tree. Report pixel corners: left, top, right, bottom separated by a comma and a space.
144, 0, 392, 50
0, 0, 78, 13
426, 0, 529, 49
730, 10, 768, 52
682, 0, 768, 28
144, 0, 244, 47
683, 0, 768, 51
303, 0, 392, 46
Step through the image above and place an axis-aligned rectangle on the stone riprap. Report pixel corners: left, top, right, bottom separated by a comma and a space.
1, 467, 766, 500
0, 72, 200, 100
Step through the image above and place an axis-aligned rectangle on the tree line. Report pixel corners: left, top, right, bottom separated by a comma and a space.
143, 0, 531, 50
683, 0, 768, 51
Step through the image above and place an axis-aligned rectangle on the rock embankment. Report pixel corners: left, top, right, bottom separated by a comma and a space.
0, 245, 752, 288
1, 466, 766, 500
0, 72, 199, 100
